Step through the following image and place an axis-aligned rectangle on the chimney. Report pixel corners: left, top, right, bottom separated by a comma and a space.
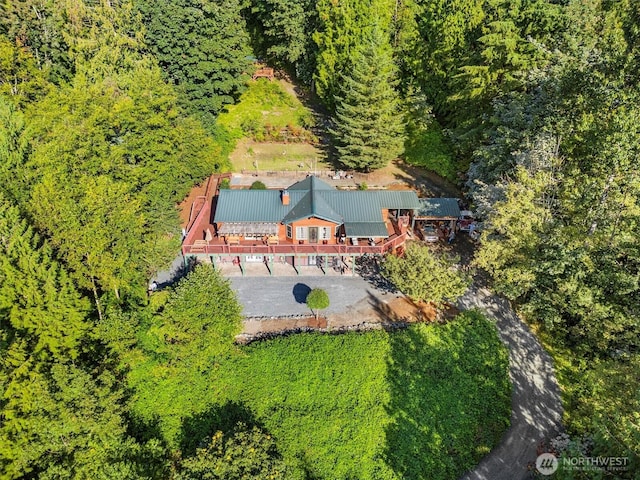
282, 190, 290, 205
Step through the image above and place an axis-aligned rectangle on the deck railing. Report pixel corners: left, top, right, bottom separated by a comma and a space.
182, 232, 408, 257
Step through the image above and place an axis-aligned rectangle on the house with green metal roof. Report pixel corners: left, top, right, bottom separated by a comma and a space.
181, 175, 422, 274
214, 175, 419, 245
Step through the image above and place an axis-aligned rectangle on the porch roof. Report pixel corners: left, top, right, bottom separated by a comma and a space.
416, 198, 460, 220
344, 222, 389, 238
218, 222, 278, 235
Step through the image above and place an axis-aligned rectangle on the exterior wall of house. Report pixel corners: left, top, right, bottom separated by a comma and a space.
215, 217, 341, 244
288, 217, 339, 244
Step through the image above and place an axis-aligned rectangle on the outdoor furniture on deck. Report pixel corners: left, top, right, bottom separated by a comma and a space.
191, 240, 208, 253
226, 235, 240, 245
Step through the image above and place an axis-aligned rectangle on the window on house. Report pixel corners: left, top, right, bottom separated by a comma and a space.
296, 226, 308, 240
320, 227, 331, 240
286, 225, 292, 238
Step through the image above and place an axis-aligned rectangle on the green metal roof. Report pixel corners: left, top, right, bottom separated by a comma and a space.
416, 198, 460, 219
344, 222, 389, 238
213, 177, 421, 226
282, 190, 343, 224
287, 176, 334, 191
214, 190, 304, 222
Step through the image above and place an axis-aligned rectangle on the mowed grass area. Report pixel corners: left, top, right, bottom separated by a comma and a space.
129, 310, 511, 480
229, 139, 330, 172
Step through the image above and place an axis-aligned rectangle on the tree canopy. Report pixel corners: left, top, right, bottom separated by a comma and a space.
135, 0, 253, 121
306, 288, 330, 319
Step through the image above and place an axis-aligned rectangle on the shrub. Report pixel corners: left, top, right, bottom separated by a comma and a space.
249, 181, 267, 190
383, 242, 471, 306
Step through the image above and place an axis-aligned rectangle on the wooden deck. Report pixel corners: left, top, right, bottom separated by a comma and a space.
181, 174, 412, 258
183, 233, 408, 256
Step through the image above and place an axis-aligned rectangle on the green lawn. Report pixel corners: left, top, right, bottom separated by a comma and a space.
129, 310, 511, 480
229, 139, 330, 172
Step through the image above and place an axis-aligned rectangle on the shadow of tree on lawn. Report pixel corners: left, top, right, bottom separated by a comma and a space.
383, 312, 511, 480
179, 401, 261, 456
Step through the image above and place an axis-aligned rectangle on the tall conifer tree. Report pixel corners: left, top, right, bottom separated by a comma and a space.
330, 27, 404, 171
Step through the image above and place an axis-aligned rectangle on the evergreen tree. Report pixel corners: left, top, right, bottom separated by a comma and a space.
0, 195, 90, 361
0, 194, 161, 479
313, 0, 394, 109
330, 28, 404, 171
0, 359, 165, 480
0, 97, 30, 205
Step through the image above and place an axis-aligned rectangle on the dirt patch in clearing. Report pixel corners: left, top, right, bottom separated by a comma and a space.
382, 297, 459, 323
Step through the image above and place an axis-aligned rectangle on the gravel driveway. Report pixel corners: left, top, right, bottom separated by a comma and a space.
229, 275, 387, 317
457, 286, 564, 480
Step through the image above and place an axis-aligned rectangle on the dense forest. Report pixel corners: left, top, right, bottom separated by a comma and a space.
1, 0, 639, 478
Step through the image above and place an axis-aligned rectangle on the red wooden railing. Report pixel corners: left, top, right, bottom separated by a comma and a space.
182, 232, 408, 257
185, 175, 219, 233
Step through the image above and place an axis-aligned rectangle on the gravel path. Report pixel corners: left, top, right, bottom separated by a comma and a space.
457, 285, 564, 480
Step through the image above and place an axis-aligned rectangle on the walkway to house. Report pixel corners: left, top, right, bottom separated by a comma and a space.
456, 285, 564, 480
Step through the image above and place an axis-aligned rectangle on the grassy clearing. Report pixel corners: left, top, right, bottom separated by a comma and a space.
217, 79, 315, 143
229, 139, 330, 172
128, 309, 511, 480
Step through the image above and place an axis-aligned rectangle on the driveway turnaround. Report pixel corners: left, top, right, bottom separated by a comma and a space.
229, 275, 387, 317
457, 286, 564, 480
230, 276, 564, 479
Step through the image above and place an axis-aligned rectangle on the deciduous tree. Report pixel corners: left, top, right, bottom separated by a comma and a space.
177, 423, 287, 480
306, 288, 329, 320
135, 0, 253, 120
383, 242, 470, 306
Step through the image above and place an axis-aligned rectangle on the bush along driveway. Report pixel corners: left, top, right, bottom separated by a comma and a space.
457, 285, 564, 480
